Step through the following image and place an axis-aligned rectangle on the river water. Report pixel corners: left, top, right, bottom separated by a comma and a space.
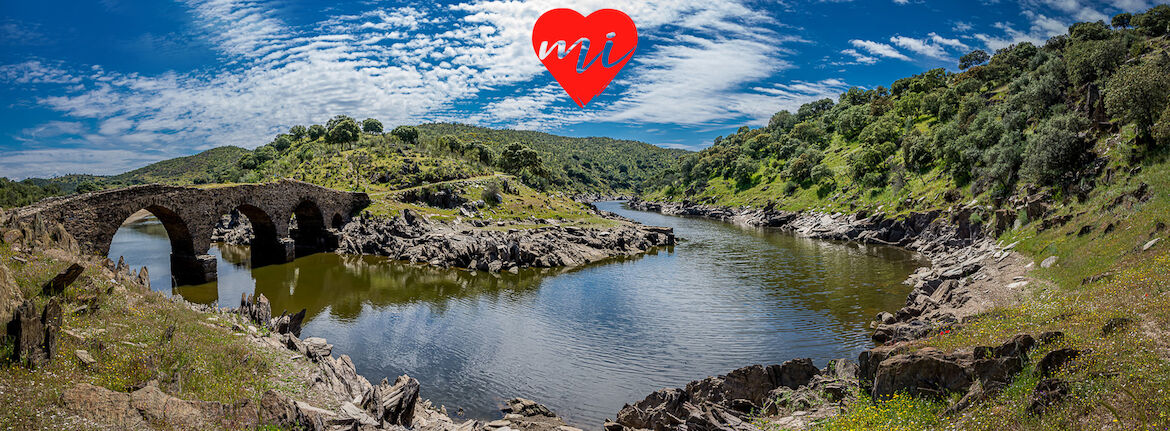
107, 201, 923, 426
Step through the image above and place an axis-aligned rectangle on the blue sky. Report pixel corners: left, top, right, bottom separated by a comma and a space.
0, 0, 1161, 179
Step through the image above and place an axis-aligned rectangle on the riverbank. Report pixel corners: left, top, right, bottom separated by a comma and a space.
615, 159, 1170, 429
626, 198, 1032, 345
0, 213, 588, 430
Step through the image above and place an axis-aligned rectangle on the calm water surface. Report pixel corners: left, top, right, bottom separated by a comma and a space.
108, 201, 923, 426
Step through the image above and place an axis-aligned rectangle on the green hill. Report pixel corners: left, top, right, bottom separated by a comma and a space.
414, 123, 688, 193
106, 146, 249, 186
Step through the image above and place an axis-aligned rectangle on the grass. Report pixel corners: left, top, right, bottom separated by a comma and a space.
800, 157, 1170, 430
0, 241, 325, 430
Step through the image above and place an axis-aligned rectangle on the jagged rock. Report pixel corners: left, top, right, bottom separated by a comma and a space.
42, 263, 84, 296
1027, 379, 1070, 416
0, 260, 21, 326
1036, 348, 1080, 377
136, 266, 150, 290
1143, 237, 1162, 251
617, 360, 830, 431
365, 375, 420, 427
239, 293, 273, 327
7, 298, 61, 367
334, 210, 674, 272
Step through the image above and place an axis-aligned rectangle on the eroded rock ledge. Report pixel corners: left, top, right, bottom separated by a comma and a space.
214, 207, 676, 273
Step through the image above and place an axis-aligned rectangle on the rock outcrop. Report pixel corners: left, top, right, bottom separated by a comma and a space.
613, 359, 857, 431
335, 209, 675, 272
6, 298, 62, 368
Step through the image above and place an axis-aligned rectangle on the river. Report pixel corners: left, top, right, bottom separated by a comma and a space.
107, 201, 923, 426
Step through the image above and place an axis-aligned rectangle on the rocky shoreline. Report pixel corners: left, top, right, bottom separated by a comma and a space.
625, 198, 1030, 345
597, 198, 1038, 430
213, 207, 675, 273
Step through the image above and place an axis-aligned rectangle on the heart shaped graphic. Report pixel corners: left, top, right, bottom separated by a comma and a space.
532, 8, 637, 107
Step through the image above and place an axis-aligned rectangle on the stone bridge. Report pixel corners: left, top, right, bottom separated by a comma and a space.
14, 180, 370, 285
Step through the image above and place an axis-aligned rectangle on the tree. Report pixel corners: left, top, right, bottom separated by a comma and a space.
347, 151, 371, 189
838, 105, 871, 140
1105, 60, 1170, 143
499, 142, 543, 174
361, 118, 383, 134
730, 155, 757, 186
1135, 4, 1170, 37
768, 110, 796, 131
1065, 38, 1125, 87
1112, 13, 1132, 29
959, 50, 990, 70
308, 124, 326, 140
796, 98, 834, 120
326, 115, 355, 132
326, 117, 361, 144
76, 182, 101, 193
390, 125, 418, 145
1068, 21, 1112, 41
1154, 104, 1170, 146
1022, 113, 1091, 185
289, 125, 307, 140
272, 134, 293, 151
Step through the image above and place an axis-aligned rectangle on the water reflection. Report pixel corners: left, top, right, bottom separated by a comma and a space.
107, 202, 924, 427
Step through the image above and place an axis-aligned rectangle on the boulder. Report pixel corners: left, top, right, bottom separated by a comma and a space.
872, 348, 971, 398
503, 398, 556, 417
61, 383, 147, 428
1037, 348, 1081, 377
75, 349, 96, 366
303, 337, 333, 359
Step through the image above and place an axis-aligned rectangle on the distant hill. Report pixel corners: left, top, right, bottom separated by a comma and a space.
416, 123, 688, 193
106, 146, 249, 186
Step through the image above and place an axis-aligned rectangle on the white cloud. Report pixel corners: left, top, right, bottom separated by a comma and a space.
0, 61, 81, 84
849, 39, 910, 60
839, 49, 879, 65
890, 36, 947, 58
0, 149, 171, 179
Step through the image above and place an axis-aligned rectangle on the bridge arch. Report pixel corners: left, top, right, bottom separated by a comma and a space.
231, 204, 288, 267
13, 180, 370, 286
290, 199, 330, 257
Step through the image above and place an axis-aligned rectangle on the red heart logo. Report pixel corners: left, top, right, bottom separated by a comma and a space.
532, 9, 637, 108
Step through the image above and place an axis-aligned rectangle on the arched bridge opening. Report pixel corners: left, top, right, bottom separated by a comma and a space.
15, 180, 370, 286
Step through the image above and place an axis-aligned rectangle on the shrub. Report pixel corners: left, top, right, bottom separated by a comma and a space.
1106, 60, 1170, 142
1022, 113, 1091, 185
782, 181, 799, 196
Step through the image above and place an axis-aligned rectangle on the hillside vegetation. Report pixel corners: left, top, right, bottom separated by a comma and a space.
645, 7, 1170, 221
633, 6, 1170, 430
